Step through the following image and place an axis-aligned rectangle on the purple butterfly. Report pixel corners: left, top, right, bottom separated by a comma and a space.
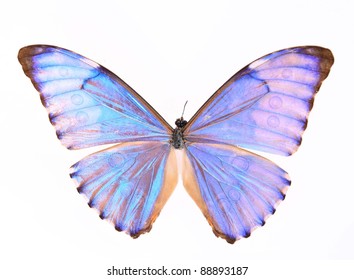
18, 45, 333, 243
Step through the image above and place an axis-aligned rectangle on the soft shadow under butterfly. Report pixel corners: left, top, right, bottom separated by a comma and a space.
18, 45, 333, 243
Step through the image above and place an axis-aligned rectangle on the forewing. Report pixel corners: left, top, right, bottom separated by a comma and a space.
182, 142, 290, 243
70, 141, 177, 237
184, 46, 334, 156
18, 45, 171, 149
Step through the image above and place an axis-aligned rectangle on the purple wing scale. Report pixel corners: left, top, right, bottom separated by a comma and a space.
182, 142, 290, 243
70, 141, 177, 237
18, 45, 172, 149
184, 46, 334, 156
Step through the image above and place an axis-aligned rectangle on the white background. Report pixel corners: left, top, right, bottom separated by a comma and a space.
1, 0, 353, 279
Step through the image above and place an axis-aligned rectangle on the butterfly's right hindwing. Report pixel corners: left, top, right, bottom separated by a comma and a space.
71, 141, 178, 237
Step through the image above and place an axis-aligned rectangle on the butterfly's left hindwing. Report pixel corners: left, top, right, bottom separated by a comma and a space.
70, 141, 177, 237
182, 143, 290, 243
18, 45, 172, 149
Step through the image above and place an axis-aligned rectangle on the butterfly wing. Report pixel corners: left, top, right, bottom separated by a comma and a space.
70, 141, 177, 237
183, 46, 334, 156
19, 45, 178, 237
182, 46, 333, 242
18, 45, 172, 149
182, 142, 290, 243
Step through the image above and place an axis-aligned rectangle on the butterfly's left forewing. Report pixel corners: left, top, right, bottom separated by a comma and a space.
184, 46, 334, 156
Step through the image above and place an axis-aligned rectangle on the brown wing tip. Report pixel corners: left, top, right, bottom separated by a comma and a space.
300, 46, 334, 62
18, 45, 43, 74
129, 224, 153, 239
213, 229, 237, 244
18, 45, 56, 59
300, 46, 334, 80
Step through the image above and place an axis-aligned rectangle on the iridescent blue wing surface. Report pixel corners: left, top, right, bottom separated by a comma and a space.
18, 45, 172, 149
182, 46, 333, 243
18, 45, 178, 237
71, 141, 177, 237
182, 143, 290, 243
183, 46, 334, 155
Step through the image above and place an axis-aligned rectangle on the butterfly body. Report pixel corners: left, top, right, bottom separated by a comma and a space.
171, 117, 187, 149
18, 45, 333, 243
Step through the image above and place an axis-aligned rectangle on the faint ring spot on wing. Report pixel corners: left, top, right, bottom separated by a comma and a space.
269, 96, 283, 109
228, 188, 241, 202
136, 190, 146, 200
267, 115, 280, 128
108, 153, 125, 168
75, 111, 89, 123
59, 67, 69, 77
282, 68, 292, 79
71, 93, 84, 105
232, 156, 249, 171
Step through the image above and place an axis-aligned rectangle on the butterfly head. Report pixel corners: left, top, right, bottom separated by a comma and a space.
171, 117, 187, 149
175, 117, 187, 128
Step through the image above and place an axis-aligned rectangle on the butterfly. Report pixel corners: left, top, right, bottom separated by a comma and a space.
18, 45, 334, 243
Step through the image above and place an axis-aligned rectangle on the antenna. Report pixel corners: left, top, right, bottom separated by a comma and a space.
181, 100, 188, 118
